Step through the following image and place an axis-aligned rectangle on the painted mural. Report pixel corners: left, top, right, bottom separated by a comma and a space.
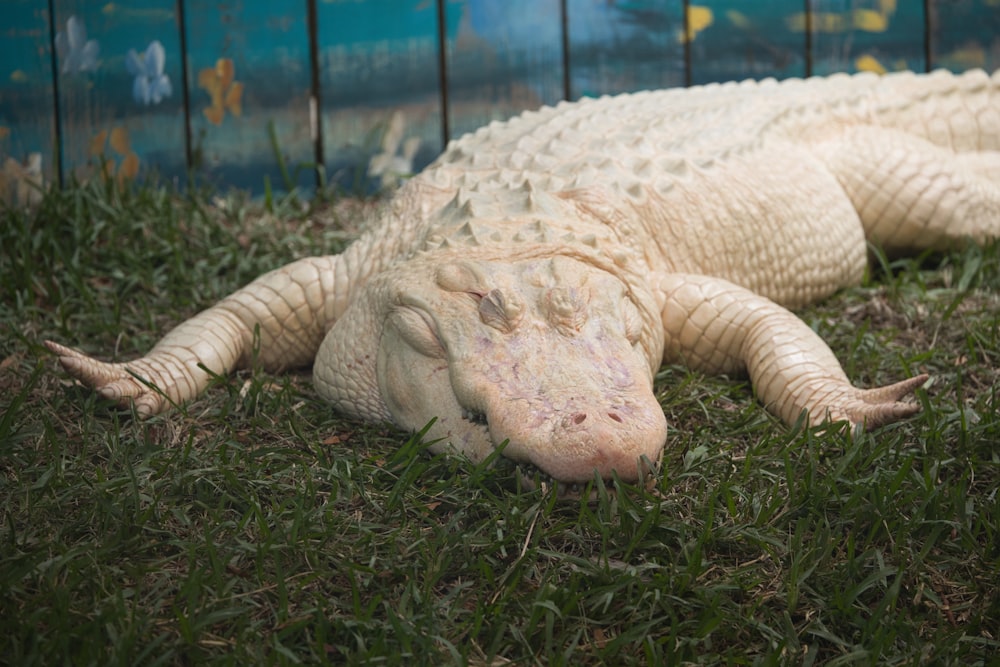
1, 0, 998, 203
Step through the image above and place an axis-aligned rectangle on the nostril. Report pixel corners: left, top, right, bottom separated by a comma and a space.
608, 412, 623, 423
573, 413, 587, 425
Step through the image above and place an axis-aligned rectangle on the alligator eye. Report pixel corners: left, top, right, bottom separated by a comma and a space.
389, 307, 446, 359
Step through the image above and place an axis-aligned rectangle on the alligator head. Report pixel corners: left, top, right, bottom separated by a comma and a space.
314, 249, 668, 486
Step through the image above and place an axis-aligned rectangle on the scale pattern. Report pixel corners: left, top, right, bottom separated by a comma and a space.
46, 69, 1000, 483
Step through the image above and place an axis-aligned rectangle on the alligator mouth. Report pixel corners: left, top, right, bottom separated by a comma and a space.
459, 408, 594, 496
515, 462, 606, 499
511, 461, 659, 500
461, 407, 488, 426
514, 462, 656, 503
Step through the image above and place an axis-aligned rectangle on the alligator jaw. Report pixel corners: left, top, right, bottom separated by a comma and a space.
513, 459, 660, 501
457, 399, 663, 495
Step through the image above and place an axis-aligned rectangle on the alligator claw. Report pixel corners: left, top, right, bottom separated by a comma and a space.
834, 373, 929, 430
43, 340, 169, 416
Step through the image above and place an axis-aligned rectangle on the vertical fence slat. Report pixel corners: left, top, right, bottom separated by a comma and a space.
315, 0, 443, 193
50, 0, 186, 188
436, 0, 451, 146
182, 0, 314, 193
809, 0, 927, 75
687, 1, 808, 84
928, 0, 1000, 72
444, 0, 565, 140
306, 0, 324, 179
565, 0, 684, 99
0, 0, 57, 201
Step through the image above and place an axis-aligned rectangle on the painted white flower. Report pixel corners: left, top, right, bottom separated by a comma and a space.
55, 16, 100, 74
367, 111, 421, 188
126, 40, 172, 105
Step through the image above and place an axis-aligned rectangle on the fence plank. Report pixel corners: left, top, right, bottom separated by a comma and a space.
0, 0, 55, 203
810, 0, 927, 75
567, 0, 684, 98
688, 0, 807, 83
445, 0, 566, 140
929, 0, 1000, 72
316, 0, 444, 193
51, 1, 186, 188
182, 0, 314, 193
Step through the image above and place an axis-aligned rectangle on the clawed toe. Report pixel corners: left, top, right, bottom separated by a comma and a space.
45, 339, 125, 389
851, 373, 929, 429
43, 339, 166, 414
860, 373, 929, 405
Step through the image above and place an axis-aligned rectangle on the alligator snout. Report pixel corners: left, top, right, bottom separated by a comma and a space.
490, 394, 668, 484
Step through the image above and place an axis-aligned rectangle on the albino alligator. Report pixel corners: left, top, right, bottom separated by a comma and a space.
47, 68, 1000, 486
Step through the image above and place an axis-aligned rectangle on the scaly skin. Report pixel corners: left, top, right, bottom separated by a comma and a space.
47, 69, 1000, 484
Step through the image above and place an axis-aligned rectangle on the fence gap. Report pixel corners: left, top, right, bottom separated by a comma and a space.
804, 0, 813, 77
306, 0, 324, 186
923, 0, 933, 70
44, 0, 64, 186
682, 0, 692, 86
560, 0, 572, 100
177, 0, 194, 177
435, 0, 451, 146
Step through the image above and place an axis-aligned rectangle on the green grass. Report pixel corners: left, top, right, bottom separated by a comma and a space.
1, 180, 998, 666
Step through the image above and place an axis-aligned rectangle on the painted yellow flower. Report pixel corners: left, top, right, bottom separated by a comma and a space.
198, 58, 243, 126
88, 126, 139, 184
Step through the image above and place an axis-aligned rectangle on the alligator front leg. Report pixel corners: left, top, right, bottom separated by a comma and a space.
45, 255, 344, 416
655, 273, 927, 429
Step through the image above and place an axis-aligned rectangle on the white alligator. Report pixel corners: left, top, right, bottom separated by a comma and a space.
47, 68, 1000, 486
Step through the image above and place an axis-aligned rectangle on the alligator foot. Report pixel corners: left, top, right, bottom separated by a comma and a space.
44, 340, 176, 416
823, 373, 929, 430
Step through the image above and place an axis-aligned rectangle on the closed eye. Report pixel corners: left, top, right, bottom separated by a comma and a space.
388, 307, 447, 359
623, 298, 643, 345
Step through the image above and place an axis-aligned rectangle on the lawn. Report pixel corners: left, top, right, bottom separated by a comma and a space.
1, 180, 998, 665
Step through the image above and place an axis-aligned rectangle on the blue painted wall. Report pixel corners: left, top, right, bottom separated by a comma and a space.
1, 0, 998, 199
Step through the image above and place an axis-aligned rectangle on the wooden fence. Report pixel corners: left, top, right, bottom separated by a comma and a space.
1, 0, 998, 199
